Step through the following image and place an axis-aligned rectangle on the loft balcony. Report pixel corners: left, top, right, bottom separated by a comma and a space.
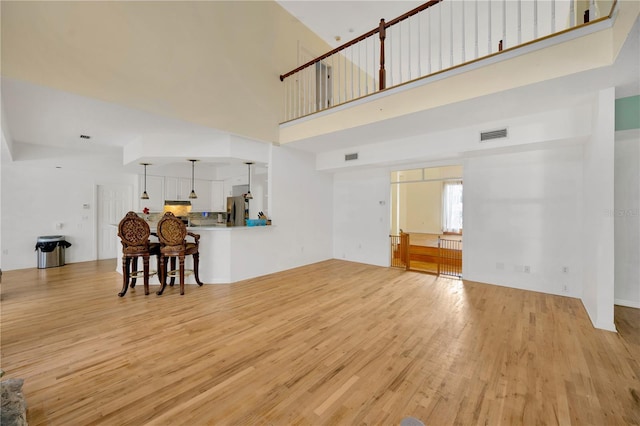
279, 0, 637, 145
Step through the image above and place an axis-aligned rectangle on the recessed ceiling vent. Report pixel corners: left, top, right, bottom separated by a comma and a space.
345, 152, 359, 161
480, 128, 507, 142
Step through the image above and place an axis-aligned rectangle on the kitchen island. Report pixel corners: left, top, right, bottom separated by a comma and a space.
114, 225, 274, 286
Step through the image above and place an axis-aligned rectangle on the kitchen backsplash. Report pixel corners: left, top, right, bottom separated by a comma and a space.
138, 211, 227, 227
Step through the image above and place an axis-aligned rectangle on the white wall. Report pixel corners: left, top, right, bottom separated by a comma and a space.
1, 160, 137, 270
333, 168, 391, 267
581, 88, 616, 331
228, 145, 334, 282
614, 129, 640, 308
0, 140, 334, 280
402, 181, 442, 234
324, 94, 621, 331
463, 145, 585, 298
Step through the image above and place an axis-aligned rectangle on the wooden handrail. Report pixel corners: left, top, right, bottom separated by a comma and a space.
279, 0, 444, 81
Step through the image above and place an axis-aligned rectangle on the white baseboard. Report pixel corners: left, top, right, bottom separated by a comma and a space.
615, 298, 640, 309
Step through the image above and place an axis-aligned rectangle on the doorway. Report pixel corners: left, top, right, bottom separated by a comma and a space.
97, 184, 133, 259
315, 61, 332, 111
390, 165, 463, 277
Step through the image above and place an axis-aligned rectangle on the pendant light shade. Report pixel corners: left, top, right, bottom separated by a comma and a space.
140, 163, 150, 200
245, 162, 253, 200
188, 159, 198, 199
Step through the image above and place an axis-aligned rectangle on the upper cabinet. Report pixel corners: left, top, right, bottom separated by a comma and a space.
139, 175, 227, 213
211, 181, 225, 212
164, 177, 214, 212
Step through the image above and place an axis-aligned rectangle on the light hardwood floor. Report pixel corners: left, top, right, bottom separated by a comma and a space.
1, 260, 638, 425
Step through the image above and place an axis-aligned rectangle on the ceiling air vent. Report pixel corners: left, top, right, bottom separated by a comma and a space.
480, 128, 507, 142
345, 153, 359, 161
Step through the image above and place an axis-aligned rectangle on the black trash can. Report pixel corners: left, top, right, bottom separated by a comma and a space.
35, 236, 71, 269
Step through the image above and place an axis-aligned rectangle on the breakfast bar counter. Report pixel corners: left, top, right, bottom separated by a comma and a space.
114, 225, 274, 286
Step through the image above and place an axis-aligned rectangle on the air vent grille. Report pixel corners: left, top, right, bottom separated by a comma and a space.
345, 153, 359, 161
480, 128, 507, 142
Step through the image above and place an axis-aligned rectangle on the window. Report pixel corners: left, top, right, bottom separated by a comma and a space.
442, 181, 463, 233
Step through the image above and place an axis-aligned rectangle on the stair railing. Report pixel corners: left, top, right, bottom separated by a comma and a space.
279, 0, 617, 123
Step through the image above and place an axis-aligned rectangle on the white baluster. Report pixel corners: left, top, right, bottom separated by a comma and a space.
475, 0, 479, 59
343, 48, 347, 103
418, 12, 422, 77
439, 2, 443, 71
502, 0, 507, 49
399, 21, 403, 83
388, 29, 393, 87
450, 0, 454, 66
365, 37, 369, 95
462, 0, 467, 63
518, 0, 522, 44
332, 54, 336, 105
428, 6, 432, 74
408, 17, 412, 81
534, 0, 538, 39
569, 0, 575, 27
350, 45, 354, 101
488, 0, 492, 53
358, 43, 361, 98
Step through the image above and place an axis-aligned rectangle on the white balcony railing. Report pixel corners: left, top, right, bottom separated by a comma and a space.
280, 0, 617, 123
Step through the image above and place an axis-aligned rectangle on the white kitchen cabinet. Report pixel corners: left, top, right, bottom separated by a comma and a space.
164, 177, 180, 201
191, 179, 211, 211
211, 181, 225, 212
164, 177, 211, 211
139, 175, 165, 212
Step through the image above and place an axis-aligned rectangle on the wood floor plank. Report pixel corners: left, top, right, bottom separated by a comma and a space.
1, 259, 639, 425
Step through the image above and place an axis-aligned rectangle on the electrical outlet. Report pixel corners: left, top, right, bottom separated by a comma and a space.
523, 265, 530, 273
563, 285, 569, 293
2, 249, 8, 255
562, 266, 569, 274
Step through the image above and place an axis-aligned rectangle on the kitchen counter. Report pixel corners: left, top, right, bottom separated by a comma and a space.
113, 224, 274, 285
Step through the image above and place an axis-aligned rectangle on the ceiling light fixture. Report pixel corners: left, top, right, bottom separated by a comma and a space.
188, 159, 198, 199
140, 163, 150, 200
245, 162, 253, 200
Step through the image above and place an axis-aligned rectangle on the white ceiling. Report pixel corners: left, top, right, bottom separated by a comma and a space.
1, 3, 638, 173
276, 1, 424, 48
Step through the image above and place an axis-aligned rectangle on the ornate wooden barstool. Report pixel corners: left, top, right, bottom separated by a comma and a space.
156, 212, 203, 295
117, 211, 160, 297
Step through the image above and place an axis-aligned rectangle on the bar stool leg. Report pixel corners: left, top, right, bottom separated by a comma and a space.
143, 254, 150, 295
156, 255, 168, 296
193, 252, 203, 286
119, 257, 130, 297
179, 254, 186, 295
169, 257, 177, 286
129, 257, 138, 288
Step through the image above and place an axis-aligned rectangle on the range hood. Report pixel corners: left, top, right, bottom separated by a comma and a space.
164, 200, 192, 217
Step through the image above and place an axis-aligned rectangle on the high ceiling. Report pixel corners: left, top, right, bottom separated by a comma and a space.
276, 1, 423, 48
1, 2, 638, 173
3, 1, 418, 172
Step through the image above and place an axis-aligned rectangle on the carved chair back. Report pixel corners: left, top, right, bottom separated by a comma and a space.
157, 212, 187, 251
118, 211, 152, 254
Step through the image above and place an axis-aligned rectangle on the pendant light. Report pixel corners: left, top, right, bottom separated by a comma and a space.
188, 159, 198, 199
140, 163, 150, 200
245, 162, 253, 200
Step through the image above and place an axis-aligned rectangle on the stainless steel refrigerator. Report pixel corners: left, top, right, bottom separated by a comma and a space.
226, 196, 247, 226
